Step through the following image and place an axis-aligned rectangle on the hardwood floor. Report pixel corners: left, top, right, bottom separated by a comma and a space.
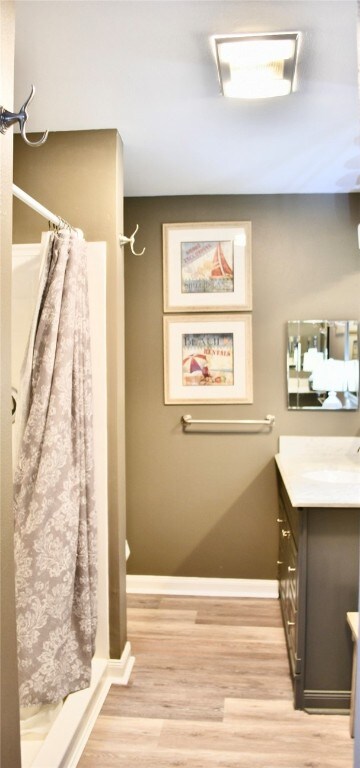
78, 595, 354, 767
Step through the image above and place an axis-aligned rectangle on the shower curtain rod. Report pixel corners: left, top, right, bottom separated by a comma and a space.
12, 183, 72, 230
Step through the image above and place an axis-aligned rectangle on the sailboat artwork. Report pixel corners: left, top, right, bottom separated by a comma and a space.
163, 223, 251, 314
182, 332, 234, 386
181, 240, 234, 294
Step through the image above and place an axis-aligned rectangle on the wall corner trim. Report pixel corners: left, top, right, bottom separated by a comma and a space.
126, 575, 278, 599
107, 642, 135, 686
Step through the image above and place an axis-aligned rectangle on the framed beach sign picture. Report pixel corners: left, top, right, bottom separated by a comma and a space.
163, 221, 252, 312
163, 314, 253, 404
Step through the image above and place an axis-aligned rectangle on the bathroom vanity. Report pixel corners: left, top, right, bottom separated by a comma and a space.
275, 437, 360, 711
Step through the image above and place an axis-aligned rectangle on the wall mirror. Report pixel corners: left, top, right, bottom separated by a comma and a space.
287, 320, 359, 410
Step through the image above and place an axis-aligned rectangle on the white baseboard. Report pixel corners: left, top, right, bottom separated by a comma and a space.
65, 645, 135, 768
127, 575, 278, 599
28, 644, 135, 768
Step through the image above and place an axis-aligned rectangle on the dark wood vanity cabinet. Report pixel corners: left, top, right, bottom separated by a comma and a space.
276, 471, 360, 711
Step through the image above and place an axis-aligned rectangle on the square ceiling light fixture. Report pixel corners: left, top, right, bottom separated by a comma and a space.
213, 32, 300, 99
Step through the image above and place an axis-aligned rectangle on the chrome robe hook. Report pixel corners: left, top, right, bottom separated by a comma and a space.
0, 84, 48, 147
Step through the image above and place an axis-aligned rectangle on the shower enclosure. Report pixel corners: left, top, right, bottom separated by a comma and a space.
11, 238, 125, 767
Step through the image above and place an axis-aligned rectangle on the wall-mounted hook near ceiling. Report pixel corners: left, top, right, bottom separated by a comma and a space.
0, 84, 48, 147
119, 224, 145, 256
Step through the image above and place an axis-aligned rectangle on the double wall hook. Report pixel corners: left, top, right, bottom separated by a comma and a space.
119, 224, 145, 256
0, 84, 48, 147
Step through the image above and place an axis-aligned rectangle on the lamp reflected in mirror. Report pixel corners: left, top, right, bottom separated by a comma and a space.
287, 320, 359, 410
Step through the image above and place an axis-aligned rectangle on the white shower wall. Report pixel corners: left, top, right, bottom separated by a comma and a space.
85, 240, 109, 658
12, 238, 110, 766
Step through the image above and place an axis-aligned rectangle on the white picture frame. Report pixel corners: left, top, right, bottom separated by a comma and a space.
163, 221, 252, 313
163, 314, 253, 404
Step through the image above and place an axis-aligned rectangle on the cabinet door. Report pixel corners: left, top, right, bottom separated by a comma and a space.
277, 498, 288, 604
277, 496, 301, 678
285, 534, 301, 677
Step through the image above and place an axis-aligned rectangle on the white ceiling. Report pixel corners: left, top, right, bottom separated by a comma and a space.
13, 0, 360, 197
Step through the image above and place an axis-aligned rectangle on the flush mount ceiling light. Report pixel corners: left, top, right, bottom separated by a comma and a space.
213, 32, 300, 99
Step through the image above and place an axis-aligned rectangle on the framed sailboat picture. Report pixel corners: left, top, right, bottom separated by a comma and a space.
163, 314, 253, 404
163, 222, 252, 312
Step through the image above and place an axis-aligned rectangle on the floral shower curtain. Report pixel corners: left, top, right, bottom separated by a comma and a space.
13, 229, 97, 707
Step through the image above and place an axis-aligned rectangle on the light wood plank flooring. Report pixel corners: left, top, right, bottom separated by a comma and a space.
78, 595, 354, 767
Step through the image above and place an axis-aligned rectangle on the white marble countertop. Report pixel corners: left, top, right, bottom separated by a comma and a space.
275, 436, 360, 508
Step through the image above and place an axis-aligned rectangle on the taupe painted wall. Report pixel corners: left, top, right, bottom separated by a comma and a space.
13, 129, 127, 658
124, 194, 360, 579
0, 3, 22, 765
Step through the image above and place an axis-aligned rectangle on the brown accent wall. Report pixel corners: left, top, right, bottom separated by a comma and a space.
124, 194, 360, 579
13, 129, 127, 657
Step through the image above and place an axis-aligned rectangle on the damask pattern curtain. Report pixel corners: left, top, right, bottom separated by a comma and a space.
13, 230, 97, 707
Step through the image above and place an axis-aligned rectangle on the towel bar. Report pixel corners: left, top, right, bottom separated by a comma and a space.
181, 414, 275, 428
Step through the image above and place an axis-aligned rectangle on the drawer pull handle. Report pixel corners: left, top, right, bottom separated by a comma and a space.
276, 518, 285, 524
281, 529, 290, 538
287, 620, 296, 627
288, 566, 296, 573
277, 560, 283, 565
